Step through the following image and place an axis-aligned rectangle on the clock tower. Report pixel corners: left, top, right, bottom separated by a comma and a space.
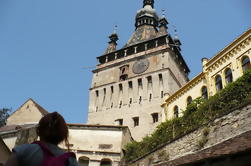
87, 0, 190, 141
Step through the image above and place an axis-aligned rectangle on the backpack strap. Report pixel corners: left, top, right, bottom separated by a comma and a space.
57, 152, 76, 164
32, 141, 76, 159
33, 141, 54, 156
33, 141, 76, 166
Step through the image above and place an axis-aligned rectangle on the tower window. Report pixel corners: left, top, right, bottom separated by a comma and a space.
225, 68, 233, 84
174, 106, 179, 118
128, 81, 133, 89
119, 84, 123, 92
201, 86, 208, 99
111, 86, 114, 94
115, 119, 123, 126
133, 117, 139, 127
151, 113, 159, 123
139, 96, 142, 104
129, 98, 132, 105
161, 91, 164, 98
95, 90, 99, 97
138, 78, 143, 88
159, 74, 163, 81
120, 65, 129, 81
149, 93, 152, 102
215, 75, 223, 92
119, 101, 122, 108
187, 96, 192, 106
242, 56, 251, 72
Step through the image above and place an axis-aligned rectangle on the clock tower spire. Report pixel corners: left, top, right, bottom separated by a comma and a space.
143, 0, 154, 8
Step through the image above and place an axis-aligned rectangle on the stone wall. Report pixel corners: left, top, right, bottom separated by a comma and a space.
128, 103, 251, 166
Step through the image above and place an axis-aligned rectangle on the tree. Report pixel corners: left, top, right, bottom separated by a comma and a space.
0, 108, 11, 127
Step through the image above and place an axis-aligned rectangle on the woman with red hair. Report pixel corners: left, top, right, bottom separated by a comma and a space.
5, 112, 78, 166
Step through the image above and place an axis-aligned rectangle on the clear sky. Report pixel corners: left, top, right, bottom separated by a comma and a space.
0, 0, 250, 123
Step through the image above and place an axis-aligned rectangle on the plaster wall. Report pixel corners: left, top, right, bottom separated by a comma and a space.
165, 76, 207, 120
88, 45, 188, 141
7, 100, 44, 125
2, 136, 17, 151
63, 126, 132, 166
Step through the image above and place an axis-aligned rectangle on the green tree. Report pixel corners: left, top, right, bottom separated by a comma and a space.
0, 108, 11, 127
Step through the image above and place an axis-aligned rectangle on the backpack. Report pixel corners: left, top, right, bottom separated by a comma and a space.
33, 141, 76, 166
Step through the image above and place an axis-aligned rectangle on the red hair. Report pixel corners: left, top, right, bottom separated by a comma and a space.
37, 112, 69, 150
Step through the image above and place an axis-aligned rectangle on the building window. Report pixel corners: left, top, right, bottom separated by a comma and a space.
119, 84, 123, 92
147, 76, 152, 84
201, 86, 208, 99
129, 98, 132, 105
215, 75, 223, 92
139, 96, 142, 104
174, 106, 179, 118
111, 86, 114, 94
151, 113, 158, 123
149, 93, 152, 102
133, 117, 139, 127
96, 90, 99, 97
128, 81, 133, 89
187, 96, 192, 106
119, 101, 122, 108
103, 88, 106, 102
120, 65, 129, 81
242, 56, 251, 72
161, 91, 164, 98
79, 156, 89, 166
225, 68, 233, 84
115, 119, 123, 126
138, 78, 143, 88
100, 159, 112, 166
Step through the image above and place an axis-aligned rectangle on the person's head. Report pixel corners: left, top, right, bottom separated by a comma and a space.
37, 112, 69, 146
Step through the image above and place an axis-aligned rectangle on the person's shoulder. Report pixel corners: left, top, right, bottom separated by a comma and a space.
13, 143, 40, 154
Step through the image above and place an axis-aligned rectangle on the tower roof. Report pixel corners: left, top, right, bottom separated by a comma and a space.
124, 0, 159, 47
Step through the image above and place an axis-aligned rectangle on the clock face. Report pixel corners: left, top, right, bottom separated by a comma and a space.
132, 59, 150, 74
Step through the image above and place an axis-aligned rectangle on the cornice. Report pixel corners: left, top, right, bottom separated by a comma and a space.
164, 72, 205, 104
205, 29, 251, 72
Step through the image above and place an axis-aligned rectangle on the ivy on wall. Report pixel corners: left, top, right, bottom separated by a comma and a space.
124, 71, 251, 163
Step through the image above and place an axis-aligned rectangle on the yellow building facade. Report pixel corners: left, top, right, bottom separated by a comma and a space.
162, 28, 251, 120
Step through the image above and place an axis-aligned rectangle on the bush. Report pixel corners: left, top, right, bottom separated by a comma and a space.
124, 71, 251, 163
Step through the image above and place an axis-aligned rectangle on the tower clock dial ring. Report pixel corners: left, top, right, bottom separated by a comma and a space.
132, 59, 150, 74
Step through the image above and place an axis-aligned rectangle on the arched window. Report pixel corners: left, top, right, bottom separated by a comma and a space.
215, 75, 223, 92
174, 106, 179, 118
201, 86, 208, 99
225, 68, 233, 84
242, 56, 251, 72
187, 96, 192, 106
79, 156, 89, 166
100, 159, 112, 166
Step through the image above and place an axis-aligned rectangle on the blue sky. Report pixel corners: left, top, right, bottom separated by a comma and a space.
0, 0, 250, 123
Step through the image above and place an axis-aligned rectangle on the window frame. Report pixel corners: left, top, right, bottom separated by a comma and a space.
215, 75, 223, 92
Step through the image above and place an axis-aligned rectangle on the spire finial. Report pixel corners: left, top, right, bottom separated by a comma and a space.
173, 25, 182, 47
113, 25, 118, 34
143, 0, 154, 8
161, 9, 165, 17
173, 25, 178, 39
